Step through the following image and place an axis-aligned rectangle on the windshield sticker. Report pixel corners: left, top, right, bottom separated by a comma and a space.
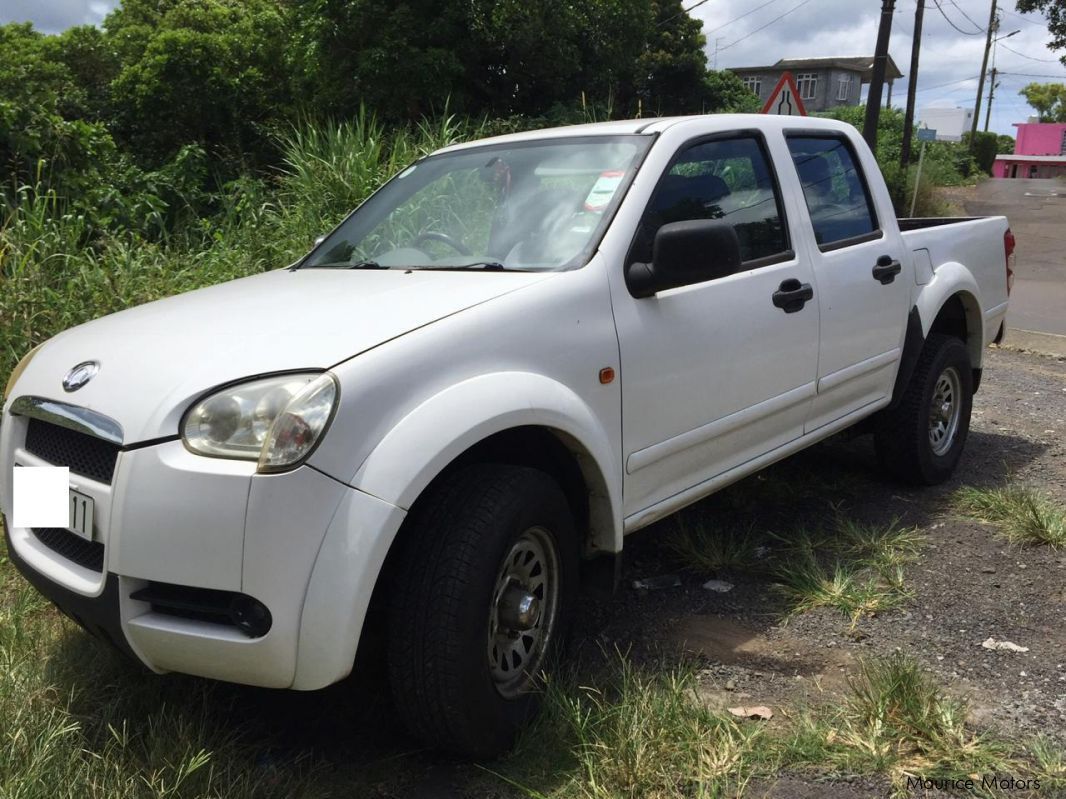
583, 170, 625, 212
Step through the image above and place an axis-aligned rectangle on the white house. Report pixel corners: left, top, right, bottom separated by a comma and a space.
917, 104, 975, 142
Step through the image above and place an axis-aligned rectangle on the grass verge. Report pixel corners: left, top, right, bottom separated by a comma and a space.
0, 554, 319, 798
955, 484, 1066, 548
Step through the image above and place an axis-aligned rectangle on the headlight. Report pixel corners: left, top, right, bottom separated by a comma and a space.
182, 373, 338, 472
5, 342, 45, 400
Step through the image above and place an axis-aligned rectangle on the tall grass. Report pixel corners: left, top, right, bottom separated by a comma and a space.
0, 562, 318, 798
0, 110, 490, 400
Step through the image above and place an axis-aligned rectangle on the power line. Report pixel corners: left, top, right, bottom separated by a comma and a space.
998, 71, 1066, 79
929, 0, 983, 35
947, 0, 985, 32
659, 0, 714, 27
1000, 43, 1062, 63
718, 0, 814, 52
913, 74, 980, 93
706, 0, 783, 35
1001, 9, 1045, 27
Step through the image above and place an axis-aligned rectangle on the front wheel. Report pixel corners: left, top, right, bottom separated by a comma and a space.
874, 333, 973, 485
385, 464, 577, 757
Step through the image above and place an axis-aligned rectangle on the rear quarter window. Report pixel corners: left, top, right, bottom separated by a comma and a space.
786, 135, 879, 249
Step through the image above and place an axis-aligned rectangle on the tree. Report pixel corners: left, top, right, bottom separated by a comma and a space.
1016, 1, 1066, 63
0, 23, 116, 197
702, 70, 762, 114
288, 0, 470, 120
632, 0, 709, 115
287, 0, 718, 120
104, 0, 293, 170
1018, 81, 1066, 121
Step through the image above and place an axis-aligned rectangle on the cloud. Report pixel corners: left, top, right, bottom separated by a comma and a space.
693, 0, 1063, 135
0, 0, 117, 34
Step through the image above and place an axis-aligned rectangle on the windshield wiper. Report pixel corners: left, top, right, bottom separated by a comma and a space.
412, 261, 516, 272
299, 260, 390, 269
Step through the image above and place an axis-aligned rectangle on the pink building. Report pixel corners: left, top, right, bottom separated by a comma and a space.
993, 121, 1066, 179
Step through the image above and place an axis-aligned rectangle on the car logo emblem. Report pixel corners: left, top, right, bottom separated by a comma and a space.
62, 361, 99, 392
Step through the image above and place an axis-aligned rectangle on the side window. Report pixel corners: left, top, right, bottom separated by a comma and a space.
631, 136, 789, 266
787, 136, 879, 248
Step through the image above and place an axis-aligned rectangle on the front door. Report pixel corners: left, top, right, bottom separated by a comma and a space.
613, 133, 820, 517
784, 133, 910, 432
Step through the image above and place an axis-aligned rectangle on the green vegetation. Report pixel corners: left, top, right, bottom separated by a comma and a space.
511, 657, 763, 798
668, 511, 924, 627
955, 484, 1066, 548
780, 653, 1019, 795
0, 560, 317, 798
1018, 81, 1066, 122
501, 650, 1059, 798
0, 113, 476, 392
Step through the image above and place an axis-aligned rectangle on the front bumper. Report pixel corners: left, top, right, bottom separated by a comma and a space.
2, 404, 406, 690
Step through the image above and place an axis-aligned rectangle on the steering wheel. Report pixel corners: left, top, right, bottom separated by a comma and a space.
414, 231, 472, 256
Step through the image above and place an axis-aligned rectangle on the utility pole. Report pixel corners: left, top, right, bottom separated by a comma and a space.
864, 0, 896, 151
984, 67, 998, 131
901, 0, 925, 168
970, 0, 997, 147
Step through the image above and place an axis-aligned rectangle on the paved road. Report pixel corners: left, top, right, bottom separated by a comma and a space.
955, 178, 1066, 337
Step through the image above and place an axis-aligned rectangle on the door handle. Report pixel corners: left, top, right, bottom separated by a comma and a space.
872, 255, 902, 285
772, 278, 814, 313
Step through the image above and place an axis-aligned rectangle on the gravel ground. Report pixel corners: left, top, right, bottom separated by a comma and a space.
564, 345, 1066, 795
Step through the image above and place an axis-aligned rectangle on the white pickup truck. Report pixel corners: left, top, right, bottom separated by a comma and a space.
1, 115, 1012, 756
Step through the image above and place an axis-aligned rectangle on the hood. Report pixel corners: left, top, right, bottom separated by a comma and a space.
12, 267, 551, 443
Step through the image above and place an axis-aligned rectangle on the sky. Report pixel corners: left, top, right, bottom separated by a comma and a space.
694, 0, 1065, 136
2, 0, 1064, 137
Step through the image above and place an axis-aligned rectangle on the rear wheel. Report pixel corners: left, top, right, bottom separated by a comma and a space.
875, 333, 973, 485
385, 464, 577, 757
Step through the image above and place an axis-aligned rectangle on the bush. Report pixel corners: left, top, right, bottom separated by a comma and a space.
966, 130, 1000, 175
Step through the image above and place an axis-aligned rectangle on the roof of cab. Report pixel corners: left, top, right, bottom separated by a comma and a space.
432, 114, 854, 156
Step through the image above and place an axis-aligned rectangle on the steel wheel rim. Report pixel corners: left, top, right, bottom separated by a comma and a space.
928, 366, 962, 456
487, 526, 559, 698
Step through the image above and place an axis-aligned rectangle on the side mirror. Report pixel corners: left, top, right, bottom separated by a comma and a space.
625, 220, 742, 298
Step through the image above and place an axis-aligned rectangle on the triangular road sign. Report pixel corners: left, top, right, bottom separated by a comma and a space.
762, 72, 807, 116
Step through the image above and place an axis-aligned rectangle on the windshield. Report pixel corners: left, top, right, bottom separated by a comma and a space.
301, 135, 651, 272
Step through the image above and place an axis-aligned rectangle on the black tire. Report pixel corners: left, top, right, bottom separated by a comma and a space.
385, 464, 578, 758
875, 333, 973, 485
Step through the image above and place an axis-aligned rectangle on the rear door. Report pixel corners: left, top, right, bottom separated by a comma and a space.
784, 133, 910, 432
613, 132, 820, 516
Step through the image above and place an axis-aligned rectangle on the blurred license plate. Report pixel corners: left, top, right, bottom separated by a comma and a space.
68, 488, 94, 541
